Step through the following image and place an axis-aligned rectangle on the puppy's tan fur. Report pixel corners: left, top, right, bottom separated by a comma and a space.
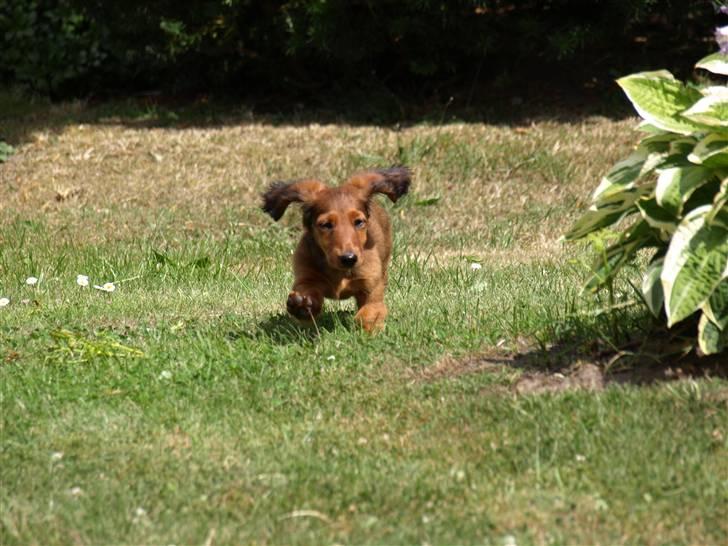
262, 167, 411, 332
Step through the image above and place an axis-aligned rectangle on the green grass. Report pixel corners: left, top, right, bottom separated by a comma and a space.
1, 96, 726, 545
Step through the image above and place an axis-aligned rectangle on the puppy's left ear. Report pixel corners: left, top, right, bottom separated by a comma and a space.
346, 166, 411, 203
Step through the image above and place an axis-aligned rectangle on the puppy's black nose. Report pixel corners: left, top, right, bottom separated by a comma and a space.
339, 252, 358, 268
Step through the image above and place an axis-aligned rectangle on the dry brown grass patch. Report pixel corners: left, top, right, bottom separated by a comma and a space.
1, 106, 639, 254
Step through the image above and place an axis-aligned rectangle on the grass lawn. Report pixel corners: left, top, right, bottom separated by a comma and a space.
1, 96, 726, 545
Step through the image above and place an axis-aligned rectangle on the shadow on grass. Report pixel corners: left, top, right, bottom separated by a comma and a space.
230, 310, 354, 345
421, 319, 728, 394
511, 338, 728, 386
1, 81, 633, 151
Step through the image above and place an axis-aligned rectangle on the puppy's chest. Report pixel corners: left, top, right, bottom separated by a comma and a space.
323, 251, 383, 300
331, 275, 359, 299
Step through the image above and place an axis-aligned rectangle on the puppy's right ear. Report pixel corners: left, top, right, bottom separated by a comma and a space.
261, 179, 327, 221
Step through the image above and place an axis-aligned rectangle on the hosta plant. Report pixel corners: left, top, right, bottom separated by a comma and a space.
565, 51, 728, 356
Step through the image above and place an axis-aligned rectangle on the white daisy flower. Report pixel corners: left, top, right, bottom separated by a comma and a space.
132, 506, 148, 525
25, 276, 38, 286
0, 297, 9, 307
94, 282, 116, 293
470, 262, 482, 271
76, 274, 89, 287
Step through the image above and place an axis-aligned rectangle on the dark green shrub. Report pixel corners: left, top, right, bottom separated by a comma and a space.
0, 0, 105, 97
0, 0, 718, 99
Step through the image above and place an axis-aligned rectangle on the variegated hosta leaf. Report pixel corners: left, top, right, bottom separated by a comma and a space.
708, 203, 728, 231
700, 86, 728, 98
617, 71, 704, 135
661, 206, 728, 327
701, 278, 728, 330
669, 137, 697, 157
638, 134, 684, 175
640, 133, 679, 154
637, 197, 677, 232
655, 166, 713, 216
706, 178, 728, 228
592, 143, 671, 204
564, 209, 633, 242
688, 133, 728, 168
695, 52, 728, 76
591, 149, 648, 203
682, 92, 728, 129
698, 312, 728, 355
584, 221, 656, 291
565, 188, 644, 240
642, 257, 665, 317
710, 203, 728, 229
636, 121, 666, 133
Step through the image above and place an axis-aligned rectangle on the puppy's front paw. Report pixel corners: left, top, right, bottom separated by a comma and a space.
354, 303, 387, 333
286, 291, 322, 321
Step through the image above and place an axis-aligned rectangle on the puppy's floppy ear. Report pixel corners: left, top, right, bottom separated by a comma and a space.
345, 166, 411, 203
261, 179, 327, 221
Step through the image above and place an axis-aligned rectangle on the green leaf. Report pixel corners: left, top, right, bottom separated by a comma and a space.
591, 149, 647, 202
592, 141, 672, 204
661, 206, 728, 327
695, 52, 728, 76
705, 178, 728, 228
688, 133, 728, 168
640, 133, 679, 154
708, 204, 728, 231
415, 196, 441, 207
0, 141, 14, 162
635, 121, 666, 133
669, 137, 697, 157
682, 91, 728, 129
702, 278, 728, 330
617, 71, 704, 135
642, 257, 665, 317
565, 208, 631, 241
565, 188, 644, 240
584, 220, 656, 291
655, 166, 713, 216
152, 249, 174, 266
698, 312, 728, 355
636, 197, 677, 232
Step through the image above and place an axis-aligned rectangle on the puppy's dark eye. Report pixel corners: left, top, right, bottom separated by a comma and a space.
354, 218, 366, 229
318, 221, 334, 230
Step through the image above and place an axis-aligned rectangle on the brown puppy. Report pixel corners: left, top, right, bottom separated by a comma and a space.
261, 167, 410, 332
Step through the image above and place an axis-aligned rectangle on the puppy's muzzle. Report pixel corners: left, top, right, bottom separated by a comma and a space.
339, 252, 358, 268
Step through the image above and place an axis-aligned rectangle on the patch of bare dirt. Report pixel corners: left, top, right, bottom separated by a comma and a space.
514, 361, 604, 394
418, 346, 728, 395
417, 353, 509, 382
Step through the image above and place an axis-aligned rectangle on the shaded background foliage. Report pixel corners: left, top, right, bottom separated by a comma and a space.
0, 0, 721, 103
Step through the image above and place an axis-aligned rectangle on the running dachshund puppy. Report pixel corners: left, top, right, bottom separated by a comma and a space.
261, 167, 411, 332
